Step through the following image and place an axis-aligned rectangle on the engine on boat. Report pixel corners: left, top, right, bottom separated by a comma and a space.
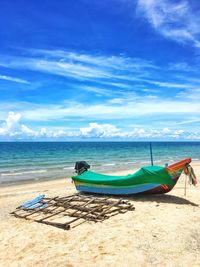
75, 161, 90, 175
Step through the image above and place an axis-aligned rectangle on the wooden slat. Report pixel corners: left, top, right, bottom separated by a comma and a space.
11, 193, 135, 230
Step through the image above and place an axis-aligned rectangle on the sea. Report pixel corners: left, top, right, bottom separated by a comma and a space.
0, 142, 200, 185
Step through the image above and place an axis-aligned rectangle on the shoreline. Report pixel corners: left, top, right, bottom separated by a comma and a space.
0, 166, 138, 188
1, 159, 200, 189
0, 168, 137, 198
0, 175, 69, 188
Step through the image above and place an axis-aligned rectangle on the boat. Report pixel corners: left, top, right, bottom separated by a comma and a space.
71, 158, 197, 195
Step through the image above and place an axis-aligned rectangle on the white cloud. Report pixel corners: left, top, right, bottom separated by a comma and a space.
81, 86, 114, 97
162, 127, 171, 134
186, 133, 200, 140
0, 112, 70, 139
181, 88, 200, 99
21, 125, 36, 136
0, 112, 36, 138
0, 127, 5, 135
22, 100, 200, 121
144, 80, 193, 89
137, 0, 200, 48
171, 129, 185, 138
6, 112, 21, 130
1, 49, 199, 96
28, 49, 158, 70
175, 118, 200, 126
0, 50, 158, 83
174, 130, 184, 135
126, 128, 162, 138
80, 122, 121, 138
1, 91, 200, 125
168, 62, 197, 72
80, 124, 154, 139
0, 112, 200, 140
0, 74, 30, 84
80, 123, 186, 140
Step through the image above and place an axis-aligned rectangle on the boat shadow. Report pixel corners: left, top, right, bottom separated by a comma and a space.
124, 194, 199, 206
81, 192, 198, 206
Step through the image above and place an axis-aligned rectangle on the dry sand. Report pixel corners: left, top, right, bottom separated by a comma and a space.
0, 164, 200, 267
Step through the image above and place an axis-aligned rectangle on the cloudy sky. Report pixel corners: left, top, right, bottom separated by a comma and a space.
0, 0, 200, 140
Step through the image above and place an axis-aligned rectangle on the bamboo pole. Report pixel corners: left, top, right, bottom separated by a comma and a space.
150, 142, 154, 166
184, 174, 187, 196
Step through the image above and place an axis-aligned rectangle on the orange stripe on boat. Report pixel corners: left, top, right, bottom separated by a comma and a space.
166, 158, 191, 173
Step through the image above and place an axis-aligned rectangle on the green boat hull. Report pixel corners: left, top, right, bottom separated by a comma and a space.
72, 158, 191, 195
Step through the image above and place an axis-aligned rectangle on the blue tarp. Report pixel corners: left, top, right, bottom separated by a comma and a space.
20, 194, 48, 209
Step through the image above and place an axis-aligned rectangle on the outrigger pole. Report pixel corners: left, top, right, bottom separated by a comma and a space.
150, 142, 154, 166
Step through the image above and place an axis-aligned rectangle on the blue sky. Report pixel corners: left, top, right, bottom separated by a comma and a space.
0, 0, 200, 140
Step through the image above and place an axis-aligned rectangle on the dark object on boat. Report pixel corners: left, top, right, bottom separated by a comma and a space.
11, 193, 135, 230
75, 161, 90, 175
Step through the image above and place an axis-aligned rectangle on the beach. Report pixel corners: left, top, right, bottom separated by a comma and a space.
0, 163, 200, 267
1, 0, 200, 265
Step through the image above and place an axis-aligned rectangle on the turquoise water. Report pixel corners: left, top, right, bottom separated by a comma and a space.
0, 142, 199, 185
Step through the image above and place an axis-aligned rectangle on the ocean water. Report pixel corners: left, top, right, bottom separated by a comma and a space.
0, 142, 200, 185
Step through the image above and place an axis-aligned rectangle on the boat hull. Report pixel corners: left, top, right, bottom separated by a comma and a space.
72, 158, 191, 195
74, 182, 161, 195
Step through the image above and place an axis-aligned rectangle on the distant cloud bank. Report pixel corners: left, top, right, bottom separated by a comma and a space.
0, 112, 200, 141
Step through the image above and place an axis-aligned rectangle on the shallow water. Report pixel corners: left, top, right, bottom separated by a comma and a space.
0, 141, 199, 184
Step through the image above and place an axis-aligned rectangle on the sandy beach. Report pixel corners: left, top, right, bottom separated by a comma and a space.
0, 164, 200, 267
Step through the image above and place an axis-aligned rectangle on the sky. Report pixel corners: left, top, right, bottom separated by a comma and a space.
0, 0, 200, 141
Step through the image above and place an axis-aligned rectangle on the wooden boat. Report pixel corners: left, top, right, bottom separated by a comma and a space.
72, 158, 196, 195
